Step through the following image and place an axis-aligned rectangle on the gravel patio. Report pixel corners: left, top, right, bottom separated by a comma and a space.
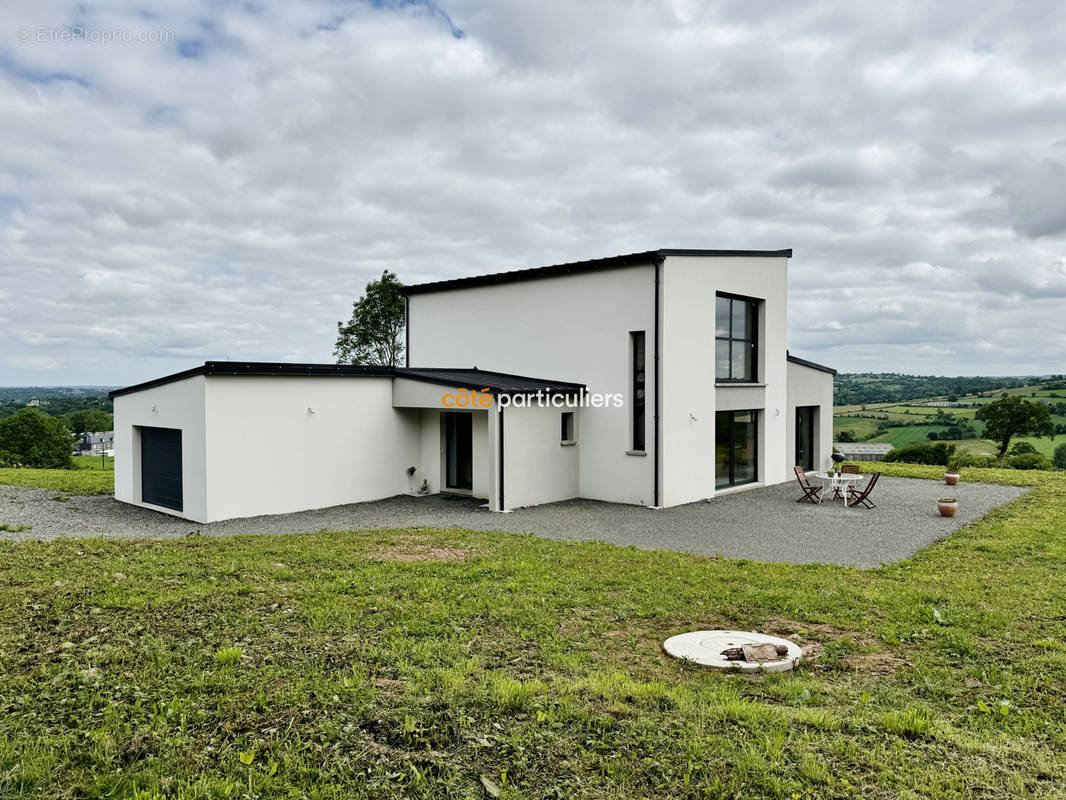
0, 476, 1027, 567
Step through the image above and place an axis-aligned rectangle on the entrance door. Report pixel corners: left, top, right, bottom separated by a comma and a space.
715, 410, 758, 489
796, 406, 816, 471
141, 426, 183, 511
444, 412, 473, 491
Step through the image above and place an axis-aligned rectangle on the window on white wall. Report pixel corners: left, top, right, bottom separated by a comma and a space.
715, 294, 759, 382
560, 411, 575, 444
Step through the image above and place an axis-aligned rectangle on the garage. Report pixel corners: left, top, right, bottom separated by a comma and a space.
140, 426, 183, 511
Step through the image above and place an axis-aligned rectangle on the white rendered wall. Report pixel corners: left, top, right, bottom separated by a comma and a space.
660, 255, 790, 505
407, 264, 658, 506
112, 375, 208, 522
202, 376, 420, 522
501, 403, 579, 508
786, 361, 835, 472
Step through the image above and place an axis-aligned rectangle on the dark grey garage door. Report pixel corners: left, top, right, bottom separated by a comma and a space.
141, 427, 183, 511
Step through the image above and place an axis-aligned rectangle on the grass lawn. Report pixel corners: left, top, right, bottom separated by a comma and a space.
868, 424, 951, 447
0, 465, 1064, 797
0, 466, 113, 495
73, 455, 115, 472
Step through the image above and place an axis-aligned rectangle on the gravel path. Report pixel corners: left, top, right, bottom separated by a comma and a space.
0, 477, 1027, 567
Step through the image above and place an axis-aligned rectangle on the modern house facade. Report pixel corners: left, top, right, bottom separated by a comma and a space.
110, 249, 834, 523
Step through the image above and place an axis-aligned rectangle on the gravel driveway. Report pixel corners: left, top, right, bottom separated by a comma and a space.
0, 476, 1027, 567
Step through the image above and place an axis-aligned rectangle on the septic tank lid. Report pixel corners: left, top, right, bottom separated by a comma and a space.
663, 630, 802, 672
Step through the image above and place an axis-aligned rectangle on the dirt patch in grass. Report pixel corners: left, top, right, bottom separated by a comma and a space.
839, 651, 908, 675
367, 542, 469, 562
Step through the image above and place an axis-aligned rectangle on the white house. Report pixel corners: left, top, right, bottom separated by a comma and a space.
110, 248, 834, 522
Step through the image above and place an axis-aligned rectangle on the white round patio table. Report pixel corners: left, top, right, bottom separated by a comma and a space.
812, 472, 865, 507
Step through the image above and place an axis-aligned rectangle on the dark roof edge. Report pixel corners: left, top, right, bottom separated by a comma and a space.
403, 248, 792, 296
787, 352, 838, 376
109, 362, 588, 399
108, 362, 395, 398
397, 367, 585, 395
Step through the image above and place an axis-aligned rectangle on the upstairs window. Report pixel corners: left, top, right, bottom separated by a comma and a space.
715, 294, 758, 382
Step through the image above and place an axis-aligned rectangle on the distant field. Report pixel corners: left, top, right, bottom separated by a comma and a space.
832, 416, 880, 440
868, 425, 951, 448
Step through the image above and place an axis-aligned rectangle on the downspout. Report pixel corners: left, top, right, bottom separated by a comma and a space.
498, 401, 505, 511
404, 296, 410, 366
653, 255, 662, 508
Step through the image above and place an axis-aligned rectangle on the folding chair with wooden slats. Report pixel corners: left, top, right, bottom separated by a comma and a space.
847, 471, 881, 509
794, 466, 823, 504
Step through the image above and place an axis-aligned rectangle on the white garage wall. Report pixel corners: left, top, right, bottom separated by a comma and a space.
202, 376, 420, 522
787, 360, 835, 472
112, 375, 208, 522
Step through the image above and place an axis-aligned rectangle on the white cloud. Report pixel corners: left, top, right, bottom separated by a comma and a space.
0, 0, 1065, 384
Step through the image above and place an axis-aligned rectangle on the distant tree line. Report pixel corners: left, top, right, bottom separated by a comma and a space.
834, 373, 1029, 406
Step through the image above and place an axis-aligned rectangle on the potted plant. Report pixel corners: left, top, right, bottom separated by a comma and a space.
944, 459, 961, 486
937, 497, 959, 517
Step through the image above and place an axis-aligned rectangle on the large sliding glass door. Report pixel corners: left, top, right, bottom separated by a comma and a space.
715, 410, 758, 489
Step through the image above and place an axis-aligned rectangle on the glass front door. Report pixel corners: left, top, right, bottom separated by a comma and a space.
444, 412, 473, 491
796, 406, 815, 471
715, 410, 758, 489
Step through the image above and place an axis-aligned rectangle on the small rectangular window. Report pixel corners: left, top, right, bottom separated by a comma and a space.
560, 411, 575, 444
631, 331, 646, 451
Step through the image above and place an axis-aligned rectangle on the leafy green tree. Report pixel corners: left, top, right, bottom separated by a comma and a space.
334, 270, 406, 366
976, 396, 1055, 456
0, 409, 75, 469
65, 409, 114, 436
1053, 442, 1066, 470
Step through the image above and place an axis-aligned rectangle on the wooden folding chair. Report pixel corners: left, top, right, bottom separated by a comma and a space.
847, 472, 881, 509
794, 466, 823, 504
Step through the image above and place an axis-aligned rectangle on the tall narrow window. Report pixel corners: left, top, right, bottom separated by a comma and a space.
560, 411, 575, 444
715, 294, 758, 382
631, 331, 646, 451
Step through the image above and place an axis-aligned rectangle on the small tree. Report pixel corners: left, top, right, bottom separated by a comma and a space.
65, 409, 114, 436
0, 409, 75, 469
334, 270, 406, 366
1053, 442, 1066, 470
976, 396, 1055, 456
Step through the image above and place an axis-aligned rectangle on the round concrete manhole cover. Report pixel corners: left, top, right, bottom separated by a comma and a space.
663, 630, 802, 672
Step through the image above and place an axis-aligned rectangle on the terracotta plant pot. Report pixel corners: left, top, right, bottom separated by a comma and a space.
937, 498, 959, 517
944, 472, 960, 486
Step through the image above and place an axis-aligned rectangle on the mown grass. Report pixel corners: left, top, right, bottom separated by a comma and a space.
0, 465, 1064, 797
73, 455, 115, 471
0, 467, 113, 495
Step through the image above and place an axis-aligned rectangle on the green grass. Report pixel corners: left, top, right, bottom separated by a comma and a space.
73, 455, 115, 471
0, 466, 114, 495
0, 464, 1064, 797
869, 424, 951, 447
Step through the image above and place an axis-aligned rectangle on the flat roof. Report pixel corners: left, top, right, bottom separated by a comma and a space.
786, 352, 837, 376
403, 248, 793, 296
108, 361, 585, 399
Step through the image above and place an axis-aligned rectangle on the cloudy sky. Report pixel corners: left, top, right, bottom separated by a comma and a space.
2, 0, 1065, 386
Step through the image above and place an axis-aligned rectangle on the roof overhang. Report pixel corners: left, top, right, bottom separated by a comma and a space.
403, 248, 793, 296
786, 352, 837, 376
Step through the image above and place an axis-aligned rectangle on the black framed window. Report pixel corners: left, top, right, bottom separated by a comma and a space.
715, 410, 758, 489
631, 331, 645, 451
715, 294, 758, 382
560, 411, 575, 443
